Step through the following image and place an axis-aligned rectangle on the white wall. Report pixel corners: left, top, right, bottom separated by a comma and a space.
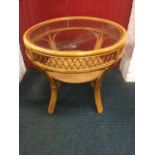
19, 49, 26, 82
119, 0, 135, 82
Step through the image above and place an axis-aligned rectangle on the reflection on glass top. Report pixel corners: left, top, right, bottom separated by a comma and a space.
28, 18, 122, 51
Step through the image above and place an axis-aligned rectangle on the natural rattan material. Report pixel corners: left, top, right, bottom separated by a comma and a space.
23, 16, 127, 114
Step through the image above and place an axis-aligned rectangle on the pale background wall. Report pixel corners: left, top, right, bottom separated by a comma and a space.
19, 49, 26, 82
120, 0, 135, 82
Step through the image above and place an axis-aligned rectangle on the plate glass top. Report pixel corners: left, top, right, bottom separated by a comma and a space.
28, 18, 122, 51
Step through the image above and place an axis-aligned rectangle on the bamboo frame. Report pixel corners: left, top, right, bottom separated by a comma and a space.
23, 16, 127, 114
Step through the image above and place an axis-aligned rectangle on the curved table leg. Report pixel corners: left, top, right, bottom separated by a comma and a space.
94, 84, 103, 113
91, 72, 105, 113
47, 78, 60, 114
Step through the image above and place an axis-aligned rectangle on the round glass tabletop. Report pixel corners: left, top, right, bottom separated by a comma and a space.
24, 16, 126, 54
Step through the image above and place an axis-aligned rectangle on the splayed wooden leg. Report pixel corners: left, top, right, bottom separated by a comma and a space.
47, 78, 60, 114
94, 84, 103, 113
91, 72, 105, 113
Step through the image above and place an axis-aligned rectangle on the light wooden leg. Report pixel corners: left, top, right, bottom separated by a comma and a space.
47, 78, 60, 114
94, 84, 103, 113
91, 72, 105, 113
48, 85, 58, 113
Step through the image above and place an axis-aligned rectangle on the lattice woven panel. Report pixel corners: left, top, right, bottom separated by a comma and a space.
32, 51, 116, 72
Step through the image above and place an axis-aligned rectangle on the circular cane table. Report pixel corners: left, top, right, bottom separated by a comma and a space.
23, 16, 127, 114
